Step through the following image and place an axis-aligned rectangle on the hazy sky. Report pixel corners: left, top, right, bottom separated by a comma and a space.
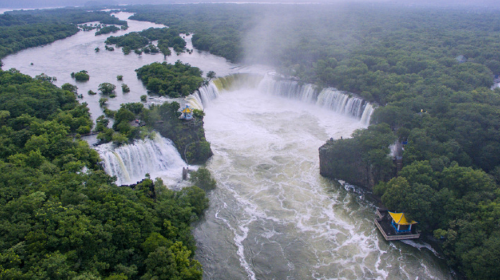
0, 0, 497, 9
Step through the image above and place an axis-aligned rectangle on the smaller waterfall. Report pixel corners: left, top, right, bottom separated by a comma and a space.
258, 78, 317, 103
95, 134, 186, 185
360, 103, 374, 125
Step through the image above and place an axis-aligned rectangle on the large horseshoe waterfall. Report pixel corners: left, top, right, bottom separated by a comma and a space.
188, 74, 375, 125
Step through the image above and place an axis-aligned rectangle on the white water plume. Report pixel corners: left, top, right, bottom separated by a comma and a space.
95, 134, 186, 185
188, 74, 375, 125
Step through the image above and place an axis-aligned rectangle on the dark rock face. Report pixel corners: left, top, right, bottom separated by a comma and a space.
319, 138, 396, 189
319, 140, 375, 189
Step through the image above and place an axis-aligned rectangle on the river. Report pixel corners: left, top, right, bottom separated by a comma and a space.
2, 11, 454, 280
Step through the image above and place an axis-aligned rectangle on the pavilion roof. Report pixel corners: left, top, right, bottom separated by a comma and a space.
182, 107, 193, 113
389, 212, 418, 225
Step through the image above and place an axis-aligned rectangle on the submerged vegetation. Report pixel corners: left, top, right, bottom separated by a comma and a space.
72, 70, 89, 82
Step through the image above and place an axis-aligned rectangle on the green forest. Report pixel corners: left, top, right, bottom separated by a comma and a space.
0, 68, 212, 279
126, 4, 500, 279
0, 8, 127, 61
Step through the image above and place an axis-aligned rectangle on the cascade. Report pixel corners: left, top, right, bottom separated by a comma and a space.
188, 74, 375, 125
95, 134, 186, 185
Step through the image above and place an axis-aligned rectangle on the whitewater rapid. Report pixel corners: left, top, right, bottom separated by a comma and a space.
193, 86, 452, 279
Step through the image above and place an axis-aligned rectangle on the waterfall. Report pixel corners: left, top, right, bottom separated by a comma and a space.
95, 134, 186, 185
187, 74, 375, 125
187, 82, 220, 109
258, 78, 317, 103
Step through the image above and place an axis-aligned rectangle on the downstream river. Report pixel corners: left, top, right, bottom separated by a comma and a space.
2, 11, 453, 280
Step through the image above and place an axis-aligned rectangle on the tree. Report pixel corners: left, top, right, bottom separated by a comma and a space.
62, 83, 78, 94
189, 167, 216, 191
99, 97, 108, 107
98, 83, 116, 95
74, 70, 89, 82
206, 71, 216, 81
122, 84, 130, 93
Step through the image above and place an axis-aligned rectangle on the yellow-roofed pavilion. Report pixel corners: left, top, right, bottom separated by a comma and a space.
389, 212, 417, 233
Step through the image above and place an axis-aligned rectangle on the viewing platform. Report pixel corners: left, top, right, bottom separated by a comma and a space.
375, 209, 421, 241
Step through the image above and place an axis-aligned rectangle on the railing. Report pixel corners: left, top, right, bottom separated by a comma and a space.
374, 219, 420, 241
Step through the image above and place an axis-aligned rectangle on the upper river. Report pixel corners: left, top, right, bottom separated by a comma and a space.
2, 11, 454, 280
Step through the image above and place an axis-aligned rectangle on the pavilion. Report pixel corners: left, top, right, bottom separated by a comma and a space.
374, 208, 420, 241
388, 212, 418, 233
179, 105, 194, 120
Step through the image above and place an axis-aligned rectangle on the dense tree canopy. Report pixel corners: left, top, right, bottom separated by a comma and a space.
136, 61, 204, 98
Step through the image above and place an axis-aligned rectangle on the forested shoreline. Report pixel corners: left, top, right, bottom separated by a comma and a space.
127, 4, 500, 278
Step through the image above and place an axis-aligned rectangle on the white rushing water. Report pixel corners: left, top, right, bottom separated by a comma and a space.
1, 11, 453, 280
195, 86, 452, 279
94, 134, 186, 186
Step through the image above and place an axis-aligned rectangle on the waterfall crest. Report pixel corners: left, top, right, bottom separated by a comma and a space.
95, 134, 186, 185
188, 74, 375, 125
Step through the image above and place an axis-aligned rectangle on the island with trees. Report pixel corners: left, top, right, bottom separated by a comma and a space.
136, 60, 204, 98
95, 25, 120, 36
105, 27, 186, 57
95, 98, 212, 164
